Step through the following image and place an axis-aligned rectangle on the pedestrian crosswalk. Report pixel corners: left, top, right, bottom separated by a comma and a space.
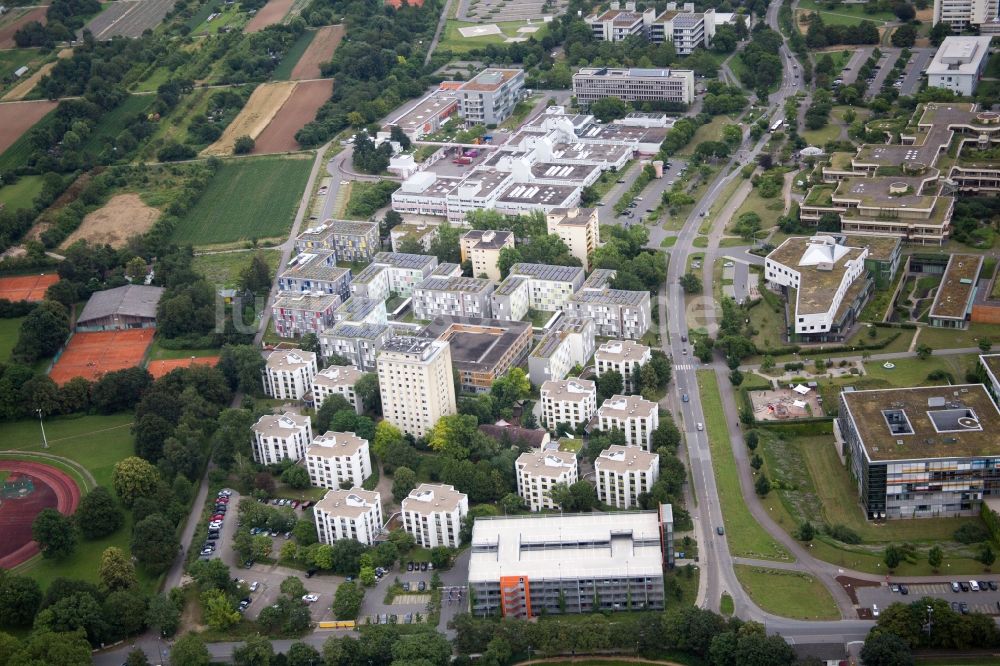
674, 364, 696, 372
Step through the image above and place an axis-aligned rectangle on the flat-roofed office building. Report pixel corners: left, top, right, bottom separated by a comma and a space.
468, 507, 674, 617
573, 67, 695, 106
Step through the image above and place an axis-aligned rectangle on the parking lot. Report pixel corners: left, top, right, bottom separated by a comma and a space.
857, 580, 1000, 617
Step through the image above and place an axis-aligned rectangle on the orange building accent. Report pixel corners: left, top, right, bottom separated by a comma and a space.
972, 303, 1000, 325
499, 575, 531, 618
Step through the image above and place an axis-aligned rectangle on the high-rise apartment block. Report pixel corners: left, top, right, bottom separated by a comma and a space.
540, 378, 598, 431
515, 450, 579, 511
313, 488, 383, 545
545, 208, 600, 271
460, 230, 515, 281
305, 431, 373, 490
262, 349, 318, 400
595, 445, 660, 508
312, 365, 365, 414
401, 483, 469, 548
595, 340, 651, 393
597, 395, 659, 450
251, 412, 313, 464
376, 337, 457, 437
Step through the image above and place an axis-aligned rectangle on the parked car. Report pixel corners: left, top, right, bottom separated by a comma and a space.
989, 581, 998, 591
960, 602, 970, 614
403, 582, 411, 592
951, 602, 961, 612
302, 594, 319, 603
970, 580, 980, 591
206, 533, 219, 540
249, 581, 259, 592
890, 584, 899, 593
960, 582, 970, 591
407, 562, 414, 572
418, 581, 426, 592
899, 584, 908, 595
305, 569, 317, 578
200, 547, 213, 555
872, 605, 879, 617
420, 562, 428, 571
980, 581, 990, 591
380, 614, 388, 625
952, 582, 961, 592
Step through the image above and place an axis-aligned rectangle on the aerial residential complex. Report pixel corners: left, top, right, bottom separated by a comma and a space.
492, 264, 587, 319
305, 431, 373, 489
467, 508, 674, 617
277, 251, 351, 299
585, 1, 734, 54
568, 270, 652, 339
313, 488, 384, 546
422, 317, 533, 393
262, 349, 318, 401
573, 67, 696, 106
412, 275, 495, 320
540, 378, 598, 431
839, 384, 1000, 520
293, 219, 380, 262
376, 337, 457, 437
545, 207, 600, 271
402, 483, 469, 549
595, 445, 660, 509
272, 292, 340, 338
515, 449, 580, 511
595, 340, 651, 392
251, 413, 313, 465
319, 322, 389, 372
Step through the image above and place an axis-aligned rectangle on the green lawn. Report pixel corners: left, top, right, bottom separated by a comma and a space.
272, 29, 317, 80
170, 155, 312, 246
734, 565, 839, 620
438, 20, 550, 54
720, 592, 734, 615
678, 116, 735, 157
800, 122, 842, 147
697, 370, 790, 561
146, 338, 221, 361
862, 353, 978, 386
918, 323, 1000, 350
192, 249, 282, 288
0, 175, 44, 212
2, 413, 160, 591
191, 3, 246, 35
732, 182, 785, 232
0, 48, 40, 82
796, 0, 895, 25
81, 94, 158, 157
0, 316, 24, 361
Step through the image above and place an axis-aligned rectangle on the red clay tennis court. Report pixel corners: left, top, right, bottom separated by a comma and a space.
49, 328, 155, 385
0, 274, 59, 302
147, 355, 219, 379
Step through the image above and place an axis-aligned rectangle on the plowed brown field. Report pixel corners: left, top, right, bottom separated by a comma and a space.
253, 79, 333, 154
0, 99, 57, 153
245, 0, 293, 32
0, 7, 47, 49
290, 24, 344, 80
202, 81, 296, 156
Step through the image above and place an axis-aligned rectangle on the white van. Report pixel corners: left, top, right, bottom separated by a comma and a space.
970, 580, 981, 591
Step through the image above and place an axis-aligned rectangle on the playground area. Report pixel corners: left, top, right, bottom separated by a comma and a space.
0, 460, 81, 569
0, 273, 58, 302
147, 355, 219, 378
748, 386, 824, 421
49, 329, 154, 385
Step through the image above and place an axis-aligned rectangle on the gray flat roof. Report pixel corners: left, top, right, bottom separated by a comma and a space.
510, 263, 585, 283
416, 276, 494, 294
323, 321, 389, 340
77, 285, 165, 324
373, 252, 438, 270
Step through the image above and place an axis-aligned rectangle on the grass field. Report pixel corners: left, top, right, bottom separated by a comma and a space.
272, 29, 317, 80
170, 155, 311, 246
734, 565, 839, 620
678, 116, 734, 157
862, 353, 978, 386
918, 322, 1000, 349
0, 174, 43, 211
0, 107, 56, 172
796, 0, 895, 25
192, 248, 282, 287
192, 3, 246, 35
0, 316, 24, 361
147, 339, 222, 361
801, 122, 842, 147
697, 370, 790, 561
81, 94, 157, 156
2, 413, 159, 590
438, 19, 549, 54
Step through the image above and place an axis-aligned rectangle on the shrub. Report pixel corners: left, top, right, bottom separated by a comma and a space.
954, 523, 989, 544
824, 523, 862, 544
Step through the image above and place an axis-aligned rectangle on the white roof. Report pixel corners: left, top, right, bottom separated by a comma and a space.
468, 512, 664, 582
793, 384, 811, 395
798, 236, 850, 266
792, 399, 807, 408
927, 36, 992, 77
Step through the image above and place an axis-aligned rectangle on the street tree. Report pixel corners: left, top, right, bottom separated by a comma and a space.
201, 589, 240, 631
333, 581, 365, 620
170, 633, 211, 666
978, 544, 996, 570
147, 593, 181, 637
928, 545, 944, 572
233, 635, 274, 666
860, 631, 914, 666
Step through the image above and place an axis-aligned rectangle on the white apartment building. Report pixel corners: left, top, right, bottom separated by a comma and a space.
528, 316, 596, 386
313, 488, 384, 545
927, 37, 994, 96
455, 68, 526, 125
262, 349, 318, 400
765, 236, 870, 341
933, 0, 998, 30
540, 378, 597, 431
319, 322, 389, 373
251, 412, 313, 464
412, 276, 495, 320
312, 365, 364, 414
460, 230, 515, 281
595, 340, 652, 393
515, 449, 579, 512
377, 337, 457, 437
597, 395, 659, 451
573, 67, 696, 106
305, 431, 373, 489
595, 445, 660, 509
350, 252, 439, 300
401, 483, 469, 548
546, 207, 600, 271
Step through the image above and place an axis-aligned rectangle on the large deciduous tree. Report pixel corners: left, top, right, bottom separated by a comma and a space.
75, 486, 124, 539
113, 456, 159, 507
32, 508, 77, 559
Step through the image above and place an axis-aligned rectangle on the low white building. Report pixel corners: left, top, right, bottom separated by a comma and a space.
313, 488, 384, 545
251, 412, 313, 464
515, 449, 579, 512
595, 340, 651, 393
540, 378, 598, 431
927, 36, 993, 96
305, 431, 373, 490
401, 483, 468, 548
312, 365, 365, 414
262, 349, 318, 400
595, 445, 660, 508
597, 395, 659, 450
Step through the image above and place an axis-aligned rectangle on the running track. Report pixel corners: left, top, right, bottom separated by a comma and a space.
0, 460, 81, 569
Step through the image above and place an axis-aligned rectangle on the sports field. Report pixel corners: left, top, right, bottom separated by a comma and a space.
147, 355, 219, 378
0, 460, 82, 569
48, 328, 155, 385
0, 273, 59, 302
169, 155, 311, 245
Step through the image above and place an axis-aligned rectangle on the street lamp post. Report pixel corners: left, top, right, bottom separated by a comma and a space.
36, 408, 48, 449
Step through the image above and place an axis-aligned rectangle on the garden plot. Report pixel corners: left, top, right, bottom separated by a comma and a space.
202, 81, 296, 156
